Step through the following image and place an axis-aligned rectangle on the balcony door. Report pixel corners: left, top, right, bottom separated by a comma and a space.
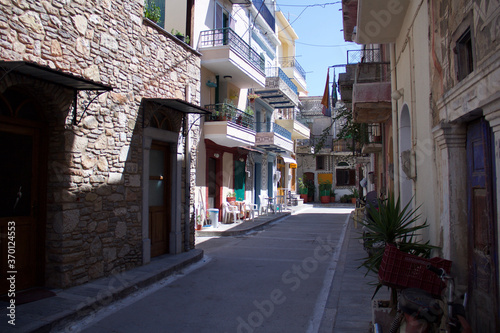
215, 2, 232, 30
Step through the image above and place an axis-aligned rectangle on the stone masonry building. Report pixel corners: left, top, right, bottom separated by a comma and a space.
0, 0, 204, 293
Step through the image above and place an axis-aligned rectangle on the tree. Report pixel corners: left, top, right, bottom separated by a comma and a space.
313, 105, 367, 155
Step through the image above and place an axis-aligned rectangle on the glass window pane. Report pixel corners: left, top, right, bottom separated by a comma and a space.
149, 180, 164, 206
149, 149, 164, 177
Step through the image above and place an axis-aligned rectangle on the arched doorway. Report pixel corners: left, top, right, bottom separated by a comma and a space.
399, 105, 412, 207
0, 87, 47, 294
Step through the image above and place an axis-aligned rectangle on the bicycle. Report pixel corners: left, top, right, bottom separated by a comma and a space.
376, 264, 472, 333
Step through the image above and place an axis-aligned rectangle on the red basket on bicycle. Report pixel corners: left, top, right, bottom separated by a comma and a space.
378, 244, 452, 296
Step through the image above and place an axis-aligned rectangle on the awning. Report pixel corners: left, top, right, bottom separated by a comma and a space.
0, 61, 113, 126
0, 61, 112, 91
145, 98, 211, 114
282, 156, 296, 164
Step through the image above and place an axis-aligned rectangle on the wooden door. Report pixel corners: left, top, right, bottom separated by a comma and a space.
466, 118, 499, 332
148, 142, 171, 257
0, 124, 42, 294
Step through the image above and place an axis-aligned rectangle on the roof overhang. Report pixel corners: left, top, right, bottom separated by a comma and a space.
354, 0, 410, 44
0, 61, 112, 91
144, 98, 211, 114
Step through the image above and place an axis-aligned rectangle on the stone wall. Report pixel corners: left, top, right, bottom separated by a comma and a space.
429, 0, 500, 125
0, 0, 201, 288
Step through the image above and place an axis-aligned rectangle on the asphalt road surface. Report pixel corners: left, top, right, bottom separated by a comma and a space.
75, 206, 356, 333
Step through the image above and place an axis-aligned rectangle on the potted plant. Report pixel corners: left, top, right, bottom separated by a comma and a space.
359, 193, 438, 307
226, 192, 236, 203
350, 188, 359, 204
171, 29, 184, 41
305, 178, 315, 202
144, 0, 161, 24
319, 180, 332, 203
330, 188, 336, 203
171, 29, 189, 44
298, 178, 308, 203
248, 93, 260, 102
222, 99, 236, 121
196, 214, 203, 230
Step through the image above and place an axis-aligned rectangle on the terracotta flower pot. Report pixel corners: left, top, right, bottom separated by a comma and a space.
300, 194, 307, 203
320, 196, 330, 203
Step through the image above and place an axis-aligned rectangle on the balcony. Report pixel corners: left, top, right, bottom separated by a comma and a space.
342, 0, 410, 44
204, 103, 256, 147
279, 57, 307, 93
199, 28, 266, 88
252, 0, 275, 32
255, 67, 299, 109
275, 118, 310, 140
297, 136, 363, 155
338, 49, 392, 123
360, 124, 383, 154
255, 122, 293, 153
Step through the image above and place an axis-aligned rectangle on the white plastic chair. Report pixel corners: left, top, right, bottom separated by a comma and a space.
245, 202, 259, 221
222, 202, 239, 223
258, 194, 269, 215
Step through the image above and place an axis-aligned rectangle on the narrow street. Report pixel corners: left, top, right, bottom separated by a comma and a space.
66, 206, 377, 333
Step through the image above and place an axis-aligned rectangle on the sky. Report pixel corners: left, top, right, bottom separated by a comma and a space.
275, 1, 359, 97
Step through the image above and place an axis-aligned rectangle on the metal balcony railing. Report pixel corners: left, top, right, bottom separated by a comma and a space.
297, 135, 364, 154
272, 122, 292, 140
199, 28, 265, 74
279, 56, 307, 81
347, 48, 382, 64
252, 0, 275, 32
266, 67, 298, 95
205, 103, 255, 130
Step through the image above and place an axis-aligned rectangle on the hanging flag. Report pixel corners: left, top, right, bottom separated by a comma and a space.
331, 68, 338, 109
321, 68, 331, 117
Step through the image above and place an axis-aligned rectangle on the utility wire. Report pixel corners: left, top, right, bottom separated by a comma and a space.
277, 2, 341, 8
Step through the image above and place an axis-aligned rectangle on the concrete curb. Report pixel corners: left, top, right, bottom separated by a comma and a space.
195, 212, 292, 237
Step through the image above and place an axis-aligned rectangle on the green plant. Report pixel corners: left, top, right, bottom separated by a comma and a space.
350, 187, 359, 199
305, 179, 315, 196
298, 178, 308, 194
144, 0, 161, 23
222, 99, 237, 120
244, 106, 254, 116
330, 188, 336, 197
340, 194, 350, 203
171, 29, 183, 37
319, 180, 332, 196
359, 193, 438, 301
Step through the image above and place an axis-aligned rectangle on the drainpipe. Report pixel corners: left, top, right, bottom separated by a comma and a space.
184, 114, 191, 252
391, 43, 400, 197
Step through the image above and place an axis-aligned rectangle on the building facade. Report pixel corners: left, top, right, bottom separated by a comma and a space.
342, 0, 500, 330
0, 0, 204, 293
192, 0, 308, 222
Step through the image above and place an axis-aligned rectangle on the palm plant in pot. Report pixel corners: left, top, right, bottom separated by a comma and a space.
359, 193, 438, 306
319, 180, 332, 203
